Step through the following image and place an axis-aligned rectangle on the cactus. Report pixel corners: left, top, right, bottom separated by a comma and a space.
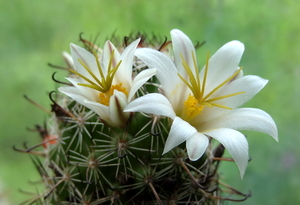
16, 30, 278, 205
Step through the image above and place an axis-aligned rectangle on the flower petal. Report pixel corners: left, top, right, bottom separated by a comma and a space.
205, 128, 248, 178
163, 117, 197, 154
186, 132, 209, 161
64, 77, 99, 102
83, 100, 110, 120
58, 86, 88, 106
127, 68, 156, 102
204, 108, 278, 141
191, 75, 269, 125
124, 93, 176, 119
202, 40, 245, 96
70, 43, 98, 78
102, 40, 120, 71
135, 48, 180, 97
135, 48, 190, 111
117, 38, 140, 88
109, 90, 130, 127
171, 29, 197, 77
213, 75, 268, 109
62, 51, 74, 69
58, 86, 109, 119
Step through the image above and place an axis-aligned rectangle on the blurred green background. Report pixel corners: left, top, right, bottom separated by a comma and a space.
1, 0, 299, 204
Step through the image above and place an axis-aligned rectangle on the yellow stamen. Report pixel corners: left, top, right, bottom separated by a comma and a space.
179, 50, 245, 121
201, 52, 210, 100
94, 50, 106, 81
183, 95, 204, 121
202, 66, 243, 101
99, 83, 128, 106
178, 51, 202, 99
69, 49, 122, 93
69, 49, 128, 106
206, 92, 245, 103
209, 102, 233, 110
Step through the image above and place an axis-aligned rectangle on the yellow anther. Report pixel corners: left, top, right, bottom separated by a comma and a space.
99, 83, 128, 106
202, 66, 243, 101
182, 95, 204, 121
178, 50, 245, 121
69, 48, 130, 106
69, 49, 122, 93
99, 92, 110, 106
178, 51, 202, 100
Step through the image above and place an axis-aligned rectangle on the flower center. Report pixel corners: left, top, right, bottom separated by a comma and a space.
182, 95, 204, 121
69, 49, 126, 106
179, 51, 245, 121
99, 83, 128, 106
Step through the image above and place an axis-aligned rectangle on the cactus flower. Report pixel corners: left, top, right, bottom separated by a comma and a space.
125, 29, 278, 177
59, 39, 156, 128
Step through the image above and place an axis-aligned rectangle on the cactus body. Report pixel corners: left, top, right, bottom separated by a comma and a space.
18, 33, 251, 205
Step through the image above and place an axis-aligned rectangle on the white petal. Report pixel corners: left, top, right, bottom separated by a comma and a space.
124, 93, 176, 119
62, 51, 74, 69
186, 132, 209, 161
191, 106, 230, 128
83, 100, 110, 120
65, 77, 99, 102
103, 40, 120, 70
171, 29, 197, 77
135, 48, 180, 97
128, 68, 156, 102
234, 69, 244, 79
58, 86, 109, 119
135, 48, 190, 111
212, 75, 268, 109
70, 43, 98, 78
58, 86, 88, 106
204, 108, 278, 141
117, 38, 140, 87
202, 40, 245, 96
205, 128, 248, 178
109, 90, 130, 127
190, 75, 269, 126
163, 117, 197, 154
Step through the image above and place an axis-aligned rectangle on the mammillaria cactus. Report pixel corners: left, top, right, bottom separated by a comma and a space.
17, 29, 277, 204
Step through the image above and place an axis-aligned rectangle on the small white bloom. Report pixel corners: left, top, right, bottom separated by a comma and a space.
125, 29, 278, 177
59, 39, 156, 128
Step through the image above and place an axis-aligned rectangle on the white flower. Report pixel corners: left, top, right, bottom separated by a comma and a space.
125, 29, 278, 177
59, 39, 156, 128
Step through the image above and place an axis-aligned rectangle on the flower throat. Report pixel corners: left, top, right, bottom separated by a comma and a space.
178, 51, 245, 121
69, 50, 128, 106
